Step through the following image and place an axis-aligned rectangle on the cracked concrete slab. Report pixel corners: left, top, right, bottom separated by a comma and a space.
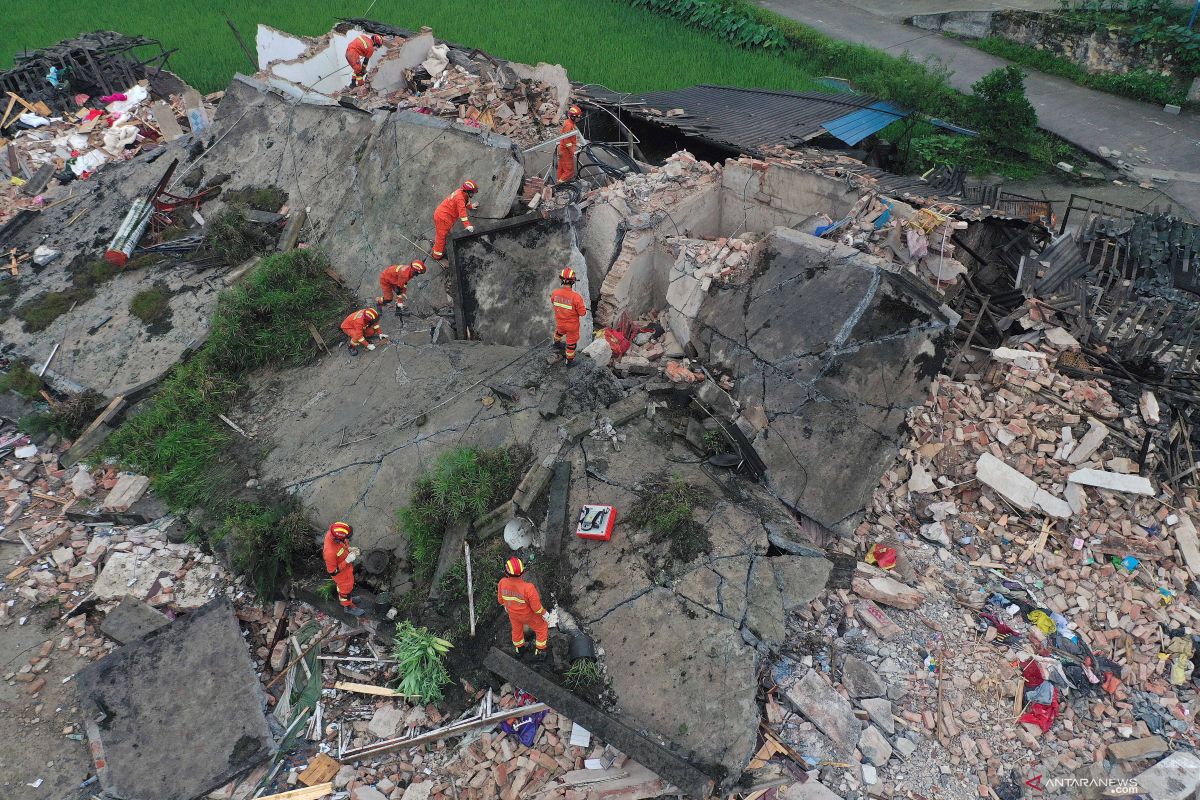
76, 597, 273, 800
693, 228, 952, 534
564, 420, 830, 788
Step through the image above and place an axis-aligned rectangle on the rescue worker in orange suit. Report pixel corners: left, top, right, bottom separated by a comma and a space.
551, 268, 587, 368
376, 259, 427, 316
431, 180, 478, 261
498, 557, 549, 661
323, 522, 365, 617
345, 33, 384, 88
340, 307, 385, 356
556, 105, 583, 183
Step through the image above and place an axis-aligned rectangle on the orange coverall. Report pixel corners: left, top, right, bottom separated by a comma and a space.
432, 189, 473, 259
551, 285, 587, 361
498, 575, 549, 652
345, 34, 376, 82
322, 528, 355, 607
379, 264, 417, 305
557, 118, 578, 183
340, 309, 381, 348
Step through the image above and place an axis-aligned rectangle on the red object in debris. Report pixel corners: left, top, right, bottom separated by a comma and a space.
100, 92, 128, 104
74, 93, 90, 106
1019, 687, 1059, 732
83, 109, 104, 121
866, 543, 896, 570
603, 328, 631, 359
576, 505, 617, 541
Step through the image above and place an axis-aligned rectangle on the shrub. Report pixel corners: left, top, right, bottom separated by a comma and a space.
397, 447, 524, 579
203, 209, 276, 268
392, 621, 453, 703
969, 66, 1038, 155
629, 0, 785, 48
628, 476, 710, 564
221, 501, 310, 599
564, 659, 602, 690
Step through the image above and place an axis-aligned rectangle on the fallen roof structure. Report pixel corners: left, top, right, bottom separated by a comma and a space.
76, 597, 274, 800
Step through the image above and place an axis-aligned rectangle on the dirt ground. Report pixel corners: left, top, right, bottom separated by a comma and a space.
0, 543, 93, 800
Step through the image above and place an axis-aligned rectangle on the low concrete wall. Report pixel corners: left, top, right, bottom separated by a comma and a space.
910, 10, 994, 39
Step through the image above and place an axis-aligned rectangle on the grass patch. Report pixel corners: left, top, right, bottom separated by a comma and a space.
15, 286, 95, 332
70, 258, 121, 289
564, 658, 602, 690
100, 248, 354, 597
130, 286, 171, 325
0, 360, 44, 400
397, 446, 525, 580
392, 621, 453, 703
223, 186, 288, 212
965, 35, 1186, 106
628, 476, 710, 565
204, 209, 277, 268
19, 391, 103, 439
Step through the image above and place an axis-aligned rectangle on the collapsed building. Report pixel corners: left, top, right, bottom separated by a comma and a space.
2, 19, 1200, 800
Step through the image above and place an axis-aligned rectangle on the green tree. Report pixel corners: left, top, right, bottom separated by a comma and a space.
969, 66, 1038, 155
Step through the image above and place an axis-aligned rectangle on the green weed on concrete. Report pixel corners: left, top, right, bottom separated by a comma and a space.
0, 360, 44, 400
628, 475, 710, 565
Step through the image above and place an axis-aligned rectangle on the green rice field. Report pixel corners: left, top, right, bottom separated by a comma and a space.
2, 0, 827, 95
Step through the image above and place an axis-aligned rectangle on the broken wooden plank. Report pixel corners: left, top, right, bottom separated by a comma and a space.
855, 599, 902, 640
851, 564, 924, 610
5, 528, 73, 580
298, 754, 341, 787
333, 681, 413, 697
257, 784, 332, 800
1174, 514, 1200, 576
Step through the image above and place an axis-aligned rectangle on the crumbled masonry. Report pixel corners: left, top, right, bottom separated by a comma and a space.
3, 19, 1200, 800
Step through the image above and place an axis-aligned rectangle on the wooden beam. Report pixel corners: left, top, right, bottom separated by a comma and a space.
256, 783, 332, 800
333, 681, 414, 698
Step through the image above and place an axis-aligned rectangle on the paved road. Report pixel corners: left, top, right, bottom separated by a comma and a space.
835, 0, 1057, 21
758, 0, 1200, 216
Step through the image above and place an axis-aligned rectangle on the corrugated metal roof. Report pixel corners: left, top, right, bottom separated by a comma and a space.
578, 84, 904, 152
822, 101, 908, 146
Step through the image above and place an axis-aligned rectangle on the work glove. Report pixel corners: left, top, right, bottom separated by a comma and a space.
378, 333, 390, 340
346, 547, 360, 564
465, 224, 475, 233
468, 201, 479, 210
366, 343, 376, 351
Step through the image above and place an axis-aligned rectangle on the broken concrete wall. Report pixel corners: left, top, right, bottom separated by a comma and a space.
693, 228, 953, 535
319, 110, 523, 309
719, 159, 858, 233
257, 25, 388, 100
452, 216, 592, 346
590, 182, 721, 325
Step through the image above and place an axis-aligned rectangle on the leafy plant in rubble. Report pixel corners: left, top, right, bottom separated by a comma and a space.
392, 620, 454, 703
564, 658, 602, 690
0, 360, 44, 400
220, 501, 311, 600
628, 475, 710, 565
317, 578, 338, 602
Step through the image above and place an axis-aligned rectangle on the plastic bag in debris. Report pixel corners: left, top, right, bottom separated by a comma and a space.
1026, 610, 1057, 635
500, 689, 548, 747
421, 43, 450, 78
70, 149, 108, 177
104, 85, 148, 114
18, 113, 50, 128
32, 246, 61, 266
102, 124, 138, 155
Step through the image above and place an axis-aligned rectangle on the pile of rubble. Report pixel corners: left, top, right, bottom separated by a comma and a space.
592, 151, 719, 217
753, 317, 1200, 798
0, 78, 212, 227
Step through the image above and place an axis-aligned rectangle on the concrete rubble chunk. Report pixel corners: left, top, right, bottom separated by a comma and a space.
918, 520, 950, 547
778, 780, 845, 800
1068, 419, 1109, 465
858, 698, 894, 734
841, 655, 886, 699
907, 463, 936, 493
93, 551, 186, 601
1132, 751, 1200, 800
368, 703, 406, 740
783, 669, 863, 755
851, 569, 923, 610
1067, 468, 1154, 495
353, 788, 389, 800
1107, 735, 1169, 762
1174, 514, 1200, 575
101, 473, 151, 513
400, 783, 433, 800
857, 724, 893, 766
975, 453, 1069, 518
893, 736, 917, 759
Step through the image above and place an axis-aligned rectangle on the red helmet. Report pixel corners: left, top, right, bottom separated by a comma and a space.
363, 307, 379, 322
371, 35, 384, 47
461, 180, 478, 194
411, 259, 427, 274
504, 557, 525, 577
559, 268, 577, 283
330, 522, 352, 542
568, 105, 582, 119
